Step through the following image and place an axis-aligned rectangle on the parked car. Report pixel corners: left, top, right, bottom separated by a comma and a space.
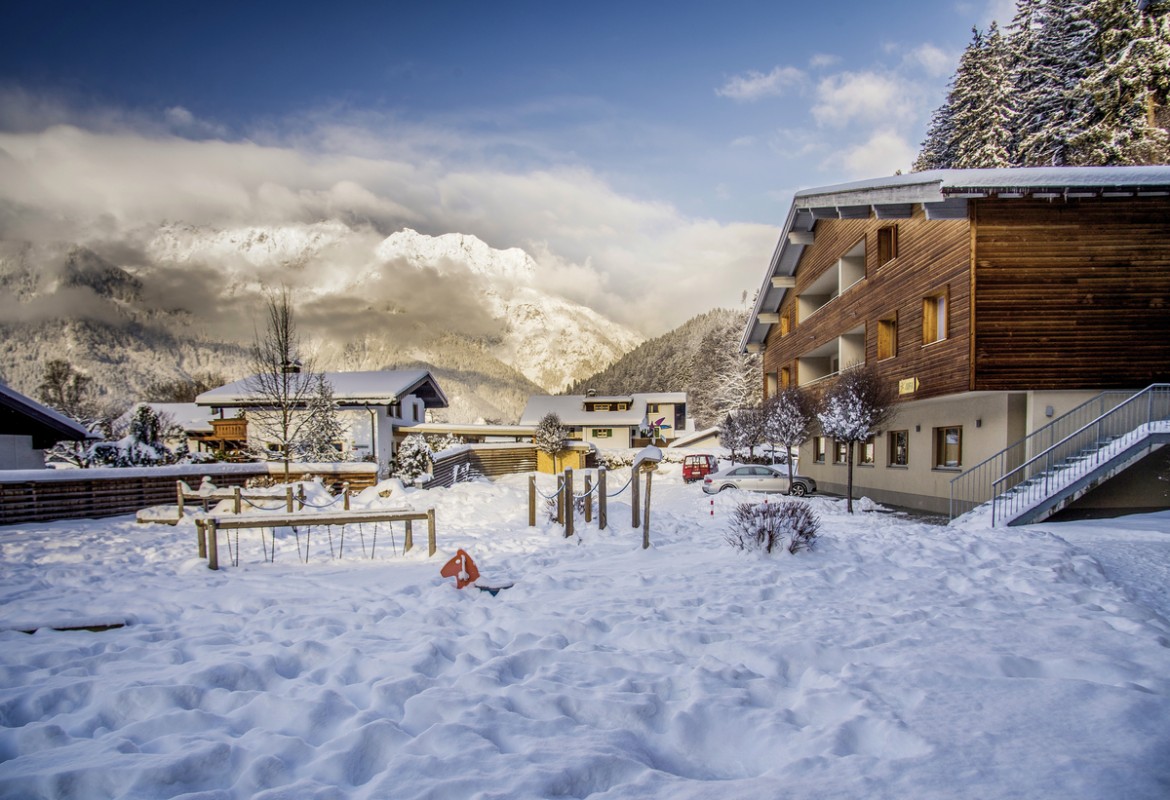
682, 454, 719, 483
702, 464, 816, 497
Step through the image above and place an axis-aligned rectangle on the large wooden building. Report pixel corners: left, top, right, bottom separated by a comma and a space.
742, 167, 1170, 515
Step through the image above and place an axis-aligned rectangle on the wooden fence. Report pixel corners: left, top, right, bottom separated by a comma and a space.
0, 463, 379, 526
429, 443, 538, 489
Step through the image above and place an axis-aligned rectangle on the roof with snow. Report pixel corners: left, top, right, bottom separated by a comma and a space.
196, 370, 448, 409
519, 392, 686, 427
138, 403, 215, 433
0, 382, 95, 449
742, 166, 1170, 351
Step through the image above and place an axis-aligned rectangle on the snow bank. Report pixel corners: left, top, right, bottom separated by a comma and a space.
1, 474, 1168, 799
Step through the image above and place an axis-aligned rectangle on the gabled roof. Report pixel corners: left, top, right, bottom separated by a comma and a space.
196, 370, 449, 409
0, 383, 94, 449
742, 166, 1170, 351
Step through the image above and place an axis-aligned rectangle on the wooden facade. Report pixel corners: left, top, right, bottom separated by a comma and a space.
972, 196, 1170, 390
761, 194, 1170, 400
762, 207, 970, 402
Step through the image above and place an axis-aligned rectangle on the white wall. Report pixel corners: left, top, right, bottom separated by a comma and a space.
0, 435, 47, 470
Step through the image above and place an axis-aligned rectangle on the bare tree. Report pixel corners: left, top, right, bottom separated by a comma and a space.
764, 385, 818, 488
244, 289, 322, 482
37, 359, 117, 467
816, 364, 897, 513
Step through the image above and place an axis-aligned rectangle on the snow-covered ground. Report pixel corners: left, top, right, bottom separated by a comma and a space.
1, 467, 1169, 799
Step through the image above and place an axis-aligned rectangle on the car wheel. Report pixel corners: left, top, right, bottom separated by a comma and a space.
718, 484, 734, 493
788, 482, 808, 497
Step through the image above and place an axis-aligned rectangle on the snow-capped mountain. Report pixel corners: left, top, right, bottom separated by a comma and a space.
0, 224, 645, 422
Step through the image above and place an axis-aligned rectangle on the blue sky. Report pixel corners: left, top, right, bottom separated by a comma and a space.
0, 0, 1012, 333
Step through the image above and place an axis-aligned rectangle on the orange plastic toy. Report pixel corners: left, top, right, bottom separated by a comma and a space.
440, 549, 480, 589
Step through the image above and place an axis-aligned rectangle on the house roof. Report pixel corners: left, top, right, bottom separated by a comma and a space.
519, 392, 686, 427
0, 382, 94, 449
139, 403, 215, 434
196, 370, 449, 409
741, 166, 1170, 351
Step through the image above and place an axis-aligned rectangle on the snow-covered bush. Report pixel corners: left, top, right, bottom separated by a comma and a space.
426, 433, 464, 454
394, 434, 432, 483
725, 501, 819, 555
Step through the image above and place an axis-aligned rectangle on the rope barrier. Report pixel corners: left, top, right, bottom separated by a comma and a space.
240, 495, 287, 511
606, 474, 633, 497
573, 480, 602, 501
298, 494, 345, 510
533, 482, 562, 501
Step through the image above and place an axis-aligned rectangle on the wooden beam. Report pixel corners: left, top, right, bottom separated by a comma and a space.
809, 207, 839, 220
745, 343, 762, 353
787, 230, 815, 246
837, 205, 870, 219
771, 275, 796, 289
756, 313, 781, 324
873, 203, 914, 219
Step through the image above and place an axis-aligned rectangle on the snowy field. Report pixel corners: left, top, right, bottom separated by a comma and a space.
1, 466, 1169, 799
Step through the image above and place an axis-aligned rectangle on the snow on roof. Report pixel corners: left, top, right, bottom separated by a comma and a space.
519, 393, 686, 427
797, 166, 1170, 202
667, 426, 722, 449
141, 403, 215, 433
0, 382, 94, 447
196, 370, 448, 408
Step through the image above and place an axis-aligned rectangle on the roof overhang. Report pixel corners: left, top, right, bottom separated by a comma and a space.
0, 384, 95, 449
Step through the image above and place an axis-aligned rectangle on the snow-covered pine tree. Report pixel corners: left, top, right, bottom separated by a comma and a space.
534, 412, 567, 472
1007, 0, 1047, 164
1069, 0, 1170, 164
763, 386, 818, 488
1015, 0, 1096, 166
393, 433, 432, 483
299, 374, 345, 462
816, 365, 897, 514
914, 100, 959, 171
953, 23, 1017, 167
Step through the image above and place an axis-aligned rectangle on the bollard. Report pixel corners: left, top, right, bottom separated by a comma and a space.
556, 475, 565, 525
642, 469, 653, 550
427, 508, 437, 557
631, 468, 641, 529
286, 486, 294, 513
584, 474, 593, 524
528, 475, 536, 527
207, 519, 220, 570
343, 482, 350, 511
233, 486, 242, 514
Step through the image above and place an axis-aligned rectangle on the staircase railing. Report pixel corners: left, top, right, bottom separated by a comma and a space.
948, 390, 1135, 520
991, 384, 1170, 526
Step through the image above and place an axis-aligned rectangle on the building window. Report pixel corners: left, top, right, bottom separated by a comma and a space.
594, 428, 612, 439
858, 436, 875, 466
833, 440, 848, 464
923, 290, 949, 345
934, 426, 962, 469
888, 430, 909, 467
877, 315, 897, 360
647, 403, 659, 413
616, 403, 628, 411
593, 403, 611, 412
813, 437, 827, 463
877, 226, 898, 266
780, 313, 791, 337
780, 367, 792, 388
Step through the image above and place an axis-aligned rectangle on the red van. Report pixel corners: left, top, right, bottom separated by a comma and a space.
682, 454, 719, 483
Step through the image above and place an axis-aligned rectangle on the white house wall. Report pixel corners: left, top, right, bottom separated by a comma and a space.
0, 434, 46, 470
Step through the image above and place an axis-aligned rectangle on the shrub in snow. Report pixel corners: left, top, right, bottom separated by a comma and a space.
725, 501, 820, 555
535, 412, 568, 470
425, 433, 464, 454
394, 434, 432, 483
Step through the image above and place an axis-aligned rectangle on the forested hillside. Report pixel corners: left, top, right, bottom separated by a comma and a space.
566, 308, 760, 429
916, 0, 1170, 169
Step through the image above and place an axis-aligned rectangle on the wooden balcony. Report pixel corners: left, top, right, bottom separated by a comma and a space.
209, 418, 248, 441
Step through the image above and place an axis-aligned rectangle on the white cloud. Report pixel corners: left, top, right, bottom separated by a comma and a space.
904, 44, 955, 77
835, 129, 918, 177
0, 117, 777, 336
811, 71, 918, 128
809, 54, 840, 69
715, 66, 805, 102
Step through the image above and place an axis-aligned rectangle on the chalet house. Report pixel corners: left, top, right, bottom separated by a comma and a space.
742, 166, 1170, 519
195, 370, 448, 474
519, 392, 689, 449
0, 383, 93, 469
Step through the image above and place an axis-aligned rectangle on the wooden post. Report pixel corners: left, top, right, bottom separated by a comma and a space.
207, 519, 219, 570
176, 481, 184, 518
233, 486, 241, 514
285, 486, 294, 513
631, 468, 641, 529
642, 469, 653, 550
343, 482, 350, 511
297, 484, 306, 511
528, 474, 536, 527
565, 468, 574, 538
584, 473, 592, 524
598, 467, 607, 530
404, 519, 413, 553
427, 508, 436, 556
196, 518, 206, 559
556, 475, 565, 525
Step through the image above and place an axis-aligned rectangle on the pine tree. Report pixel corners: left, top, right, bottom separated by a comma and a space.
1016, 0, 1096, 166
953, 23, 1017, 167
299, 375, 344, 462
914, 100, 959, 171
394, 433, 432, 483
1069, 0, 1170, 164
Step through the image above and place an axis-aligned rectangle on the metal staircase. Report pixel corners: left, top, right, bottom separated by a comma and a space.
949, 385, 1170, 526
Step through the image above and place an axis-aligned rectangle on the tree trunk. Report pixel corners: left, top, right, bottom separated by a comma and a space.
846, 441, 855, 513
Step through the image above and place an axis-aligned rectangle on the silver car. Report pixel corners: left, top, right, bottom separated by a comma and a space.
702, 464, 816, 497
